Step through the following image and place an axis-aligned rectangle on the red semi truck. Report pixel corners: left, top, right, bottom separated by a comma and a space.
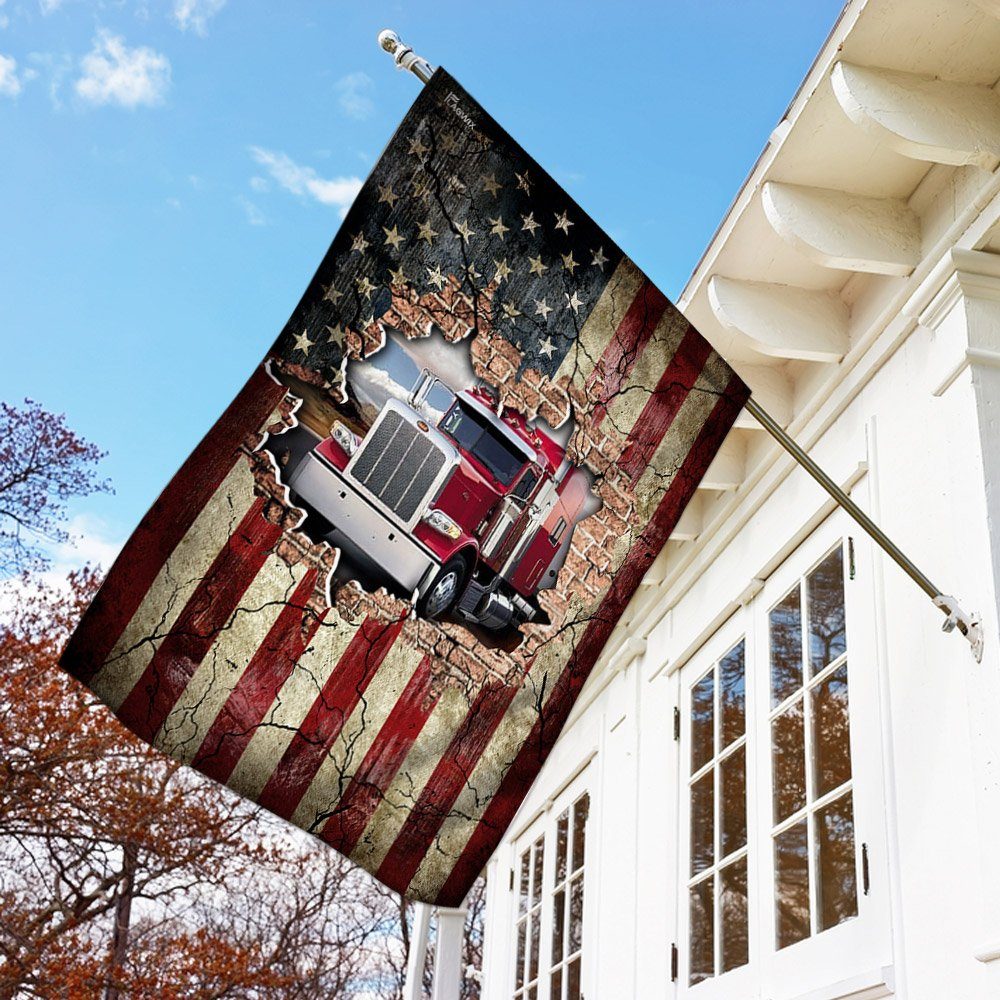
287, 369, 592, 631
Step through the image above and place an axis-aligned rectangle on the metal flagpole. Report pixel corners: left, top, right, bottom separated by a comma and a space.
744, 398, 983, 659
376, 29, 984, 662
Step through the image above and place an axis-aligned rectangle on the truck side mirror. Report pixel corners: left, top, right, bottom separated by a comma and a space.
409, 368, 435, 409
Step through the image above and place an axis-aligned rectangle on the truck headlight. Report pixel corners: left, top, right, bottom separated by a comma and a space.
422, 508, 462, 540
331, 420, 360, 456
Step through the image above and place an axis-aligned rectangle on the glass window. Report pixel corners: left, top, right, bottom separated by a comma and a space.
441, 400, 527, 486
512, 789, 589, 1000
677, 533, 883, 995
687, 639, 749, 985
550, 793, 589, 1000
513, 467, 540, 500
550, 517, 567, 545
769, 545, 857, 951
513, 834, 544, 1000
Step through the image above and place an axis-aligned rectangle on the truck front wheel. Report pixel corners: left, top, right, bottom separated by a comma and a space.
418, 557, 468, 620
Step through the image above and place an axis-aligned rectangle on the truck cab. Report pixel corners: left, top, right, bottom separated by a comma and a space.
286, 366, 593, 634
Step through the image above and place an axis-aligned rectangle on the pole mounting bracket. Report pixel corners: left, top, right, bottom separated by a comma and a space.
934, 594, 984, 663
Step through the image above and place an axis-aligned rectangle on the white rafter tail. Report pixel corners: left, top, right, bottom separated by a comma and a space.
733, 364, 793, 431
640, 540, 684, 587
762, 181, 921, 276
708, 275, 849, 363
669, 492, 705, 543
699, 434, 745, 491
933, 595, 985, 663
831, 61, 1000, 169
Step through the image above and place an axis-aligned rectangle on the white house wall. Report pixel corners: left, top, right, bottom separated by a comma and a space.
482, 263, 1000, 1000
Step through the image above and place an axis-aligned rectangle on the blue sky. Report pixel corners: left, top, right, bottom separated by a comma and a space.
0, 0, 845, 571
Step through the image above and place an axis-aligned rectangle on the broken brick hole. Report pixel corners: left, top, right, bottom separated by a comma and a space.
259, 328, 602, 653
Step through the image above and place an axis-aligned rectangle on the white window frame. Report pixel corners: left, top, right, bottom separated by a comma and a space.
508, 767, 593, 1000
676, 607, 757, 999
675, 513, 892, 998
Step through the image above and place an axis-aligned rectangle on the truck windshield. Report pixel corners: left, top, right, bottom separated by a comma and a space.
440, 401, 527, 486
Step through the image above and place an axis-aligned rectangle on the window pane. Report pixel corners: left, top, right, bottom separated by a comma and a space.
770, 585, 803, 707
552, 888, 565, 961
720, 640, 746, 748
691, 672, 715, 772
572, 794, 589, 873
516, 920, 526, 987
689, 876, 714, 985
567, 957, 581, 1000
569, 874, 584, 954
720, 857, 749, 974
812, 662, 852, 798
808, 547, 846, 674
531, 838, 544, 907
529, 912, 540, 982
550, 969, 562, 1000
528, 988, 537, 1000
518, 853, 530, 915
691, 770, 715, 876
816, 793, 858, 932
720, 747, 747, 858
555, 811, 568, 885
775, 820, 810, 950
772, 700, 806, 824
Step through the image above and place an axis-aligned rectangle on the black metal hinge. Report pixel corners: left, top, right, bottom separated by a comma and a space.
848, 536, 856, 580
670, 942, 679, 981
509, 868, 514, 891
673, 706, 681, 741
862, 842, 870, 895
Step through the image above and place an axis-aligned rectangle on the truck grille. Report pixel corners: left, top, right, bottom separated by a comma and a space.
350, 410, 447, 523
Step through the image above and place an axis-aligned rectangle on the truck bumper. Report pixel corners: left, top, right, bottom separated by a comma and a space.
288, 452, 439, 595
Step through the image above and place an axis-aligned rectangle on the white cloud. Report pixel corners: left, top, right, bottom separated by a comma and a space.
38, 0, 63, 13
0, 53, 22, 96
236, 194, 266, 226
335, 70, 374, 120
249, 146, 362, 218
52, 513, 123, 571
75, 30, 171, 108
172, 0, 226, 35
0, 513, 124, 623
249, 175, 269, 193
28, 51, 72, 107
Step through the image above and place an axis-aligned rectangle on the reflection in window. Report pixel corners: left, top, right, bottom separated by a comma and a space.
770, 587, 803, 707
550, 793, 588, 1000
688, 639, 749, 985
513, 835, 544, 1000
769, 544, 857, 951
808, 547, 847, 674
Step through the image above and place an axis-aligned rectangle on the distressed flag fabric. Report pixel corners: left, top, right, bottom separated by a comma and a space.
61, 69, 749, 905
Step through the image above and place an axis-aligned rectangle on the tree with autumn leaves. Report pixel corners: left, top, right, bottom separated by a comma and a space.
0, 399, 484, 999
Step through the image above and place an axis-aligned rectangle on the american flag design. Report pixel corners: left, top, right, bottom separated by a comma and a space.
61, 70, 749, 905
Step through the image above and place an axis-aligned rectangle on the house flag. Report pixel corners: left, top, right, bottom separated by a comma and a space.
61, 69, 749, 905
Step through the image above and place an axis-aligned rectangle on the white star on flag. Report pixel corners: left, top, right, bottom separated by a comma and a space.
534, 298, 553, 320
426, 264, 447, 290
